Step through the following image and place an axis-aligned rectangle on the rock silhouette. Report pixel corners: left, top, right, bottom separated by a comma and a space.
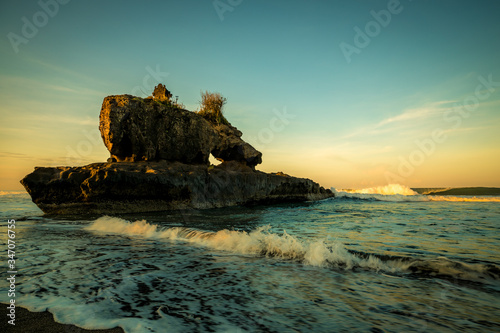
99, 94, 262, 167
21, 84, 332, 214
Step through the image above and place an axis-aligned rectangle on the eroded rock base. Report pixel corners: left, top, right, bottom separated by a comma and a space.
21, 161, 333, 215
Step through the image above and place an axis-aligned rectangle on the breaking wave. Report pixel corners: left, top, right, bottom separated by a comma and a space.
428, 196, 500, 202
0, 190, 27, 196
332, 184, 500, 202
86, 216, 500, 284
339, 184, 419, 195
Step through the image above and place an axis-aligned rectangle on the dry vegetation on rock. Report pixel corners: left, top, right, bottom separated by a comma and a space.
197, 91, 229, 125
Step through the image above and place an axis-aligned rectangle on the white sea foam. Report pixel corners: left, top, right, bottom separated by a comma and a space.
18, 293, 185, 333
332, 184, 426, 202
85, 217, 500, 282
332, 184, 500, 202
0, 190, 27, 196
87, 217, 325, 264
341, 184, 419, 196
427, 195, 500, 202
86, 217, 384, 268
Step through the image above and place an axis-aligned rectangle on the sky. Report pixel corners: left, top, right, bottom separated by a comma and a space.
1, 0, 499, 191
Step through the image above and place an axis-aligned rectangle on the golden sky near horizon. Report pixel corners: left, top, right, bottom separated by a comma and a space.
1, 1, 500, 191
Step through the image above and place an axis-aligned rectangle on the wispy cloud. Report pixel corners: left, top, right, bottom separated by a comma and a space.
0, 150, 103, 166
442, 125, 497, 135
0, 112, 97, 131
0, 74, 104, 98
27, 58, 97, 84
0, 152, 29, 159
342, 100, 459, 140
376, 104, 447, 127
0, 151, 59, 164
30, 114, 97, 126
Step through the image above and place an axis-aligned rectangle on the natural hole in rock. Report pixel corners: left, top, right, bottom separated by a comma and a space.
209, 153, 222, 166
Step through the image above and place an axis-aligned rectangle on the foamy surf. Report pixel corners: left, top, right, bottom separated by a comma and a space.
86, 216, 500, 284
427, 196, 500, 202
341, 184, 419, 195
86, 216, 334, 265
332, 184, 500, 202
0, 190, 28, 196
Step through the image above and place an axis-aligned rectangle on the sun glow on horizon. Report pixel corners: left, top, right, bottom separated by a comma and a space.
1, 1, 500, 191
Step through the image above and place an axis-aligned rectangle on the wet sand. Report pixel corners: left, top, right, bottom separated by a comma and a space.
1, 303, 124, 333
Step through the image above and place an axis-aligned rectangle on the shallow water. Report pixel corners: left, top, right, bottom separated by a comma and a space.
1, 190, 499, 332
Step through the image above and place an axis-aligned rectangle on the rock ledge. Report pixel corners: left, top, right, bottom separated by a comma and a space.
21, 86, 333, 214
21, 161, 332, 215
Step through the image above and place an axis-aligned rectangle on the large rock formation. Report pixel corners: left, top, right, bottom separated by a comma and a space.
21, 85, 333, 214
99, 95, 262, 167
21, 161, 332, 214
99, 95, 217, 164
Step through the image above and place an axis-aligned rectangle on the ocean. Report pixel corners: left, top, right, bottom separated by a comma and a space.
1, 185, 499, 332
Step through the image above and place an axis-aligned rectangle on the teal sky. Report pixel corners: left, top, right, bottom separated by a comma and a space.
1, 0, 499, 191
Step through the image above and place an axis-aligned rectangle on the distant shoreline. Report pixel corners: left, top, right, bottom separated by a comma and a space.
1, 303, 124, 333
412, 187, 500, 196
